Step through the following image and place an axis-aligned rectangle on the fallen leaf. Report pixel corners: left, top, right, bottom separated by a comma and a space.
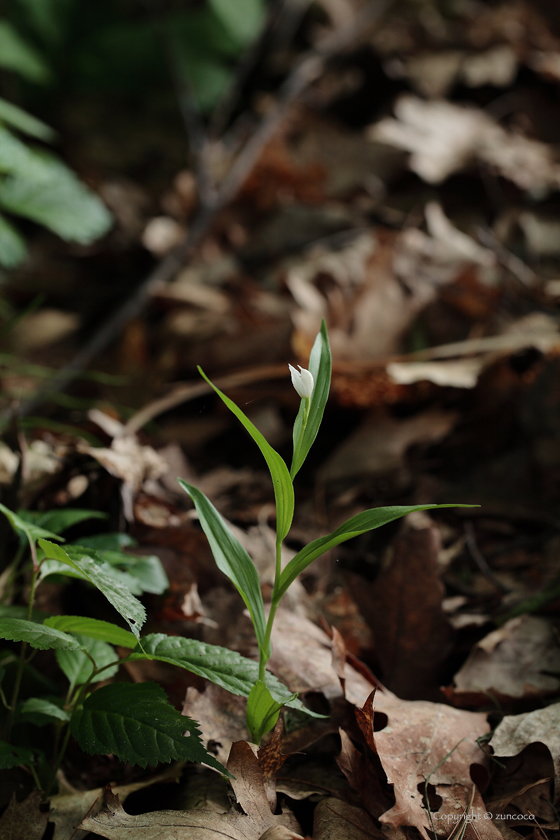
313, 798, 385, 839
490, 703, 560, 802
79, 742, 303, 839
337, 729, 390, 818
0, 792, 49, 840
348, 526, 454, 699
448, 616, 560, 703
357, 689, 494, 839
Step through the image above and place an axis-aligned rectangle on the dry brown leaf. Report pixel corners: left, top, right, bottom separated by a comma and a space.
356, 689, 493, 839
490, 703, 560, 802
182, 683, 249, 768
79, 744, 303, 840
348, 526, 454, 699
313, 798, 385, 839
449, 616, 560, 703
258, 717, 290, 811
337, 729, 391, 818
487, 777, 556, 826
0, 792, 49, 840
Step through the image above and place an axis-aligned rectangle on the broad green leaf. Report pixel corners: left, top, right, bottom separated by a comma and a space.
0, 740, 35, 769
0, 96, 55, 140
278, 504, 478, 598
197, 369, 294, 543
129, 633, 321, 716
0, 125, 48, 179
0, 617, 81, 650
0, 502, 63, 544
19, 697, 70, 725
208, 0, 265, 46
291, 320, 332, 479
246, 680, 291, 744
78, 533, 136, 551
56, 636, 119, 690
20, 508, 106, 535
38, 541, 146, 639
0, 155, 113, 244
0, 20, 51, 83
0, 212, 26, 267
87, 547, 169, 595
70, 682, 227, 773
44, 616, 136, 648
178, 481, 267, 655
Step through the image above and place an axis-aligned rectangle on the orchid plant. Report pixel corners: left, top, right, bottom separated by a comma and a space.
180, 321, 474, 743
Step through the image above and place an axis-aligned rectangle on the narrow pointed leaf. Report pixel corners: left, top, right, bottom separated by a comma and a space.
129, 633, 322, 716
291, 320, 332, 479
44, 616, 136, 648
178, 481, 267, 654
197, 368, 294, 542
70, 682, 228, 773
38, 540, 146, 639
0, 617, 81, 650
278, 504, 478, 598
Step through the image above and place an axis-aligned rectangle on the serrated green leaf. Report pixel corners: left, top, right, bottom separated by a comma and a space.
196, 370, 294, 543
128, 633, 319, 716
70, 682, 228, 773
0, 740, 35, 769
0, 617, 81, 650
56, 636, 118, 690
44, 616, 136, 648
208, 0, 265, 46
178, 481, 266, 656
291, 320, 332, 479
0, 96, 55, 140
38, 541, 146, 639
0, 502, 63, 544
19, 696, 70, 725
247, 679, 291, 744
278, 504, 479, 598
0, 20, 51, 83
0, 211, 27, 267
0, 155, 113, 244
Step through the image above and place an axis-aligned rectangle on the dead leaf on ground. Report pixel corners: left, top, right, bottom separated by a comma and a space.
182, 683, 249, 769
490, 703, 560, 803
447, 616, 560, 705
312, 798, 385, 839
348, 525, 454, 699
487, 777, 557, 826
356, 689, 495, 839
0, 792, 49, 840
337, 729, 391, 819
79, 742, 303, 840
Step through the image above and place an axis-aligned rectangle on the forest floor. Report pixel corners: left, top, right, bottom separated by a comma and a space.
2, 1, 560, 838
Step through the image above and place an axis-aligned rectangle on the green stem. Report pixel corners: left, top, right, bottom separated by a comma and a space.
5, 567, 39, 740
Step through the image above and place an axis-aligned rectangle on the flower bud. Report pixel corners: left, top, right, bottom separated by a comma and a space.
289, 364, 314, 399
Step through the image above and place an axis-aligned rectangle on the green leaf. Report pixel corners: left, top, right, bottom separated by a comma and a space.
87, 546, 169, 595
18, 697, 70, 725
70, 682, 228, 773
38, 541, 146, 639
208, 0, 265, 46
0, 740, 35, 769
0, 96, 55, 140
178, 481, 267, 656
291, 320, 332, 479
78, 533, 136, 551
0, 20, 51, 83
44, 616, 136, 648
0, 211, 27, 267
0, 617, 81, 650
0, 502, 63, 544
56, 636, 118, 690
197, 368, 294, 543
278, 504, 478, 598
20, 508, 106, 535
0, 154, 113, 244
247, 680, 291, 744
128, 633, 319, 716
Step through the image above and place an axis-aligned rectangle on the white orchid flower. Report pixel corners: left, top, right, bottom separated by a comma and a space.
288, 364, 314, 399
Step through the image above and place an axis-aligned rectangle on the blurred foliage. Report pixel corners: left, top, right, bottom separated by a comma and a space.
0, 0, 267, 268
